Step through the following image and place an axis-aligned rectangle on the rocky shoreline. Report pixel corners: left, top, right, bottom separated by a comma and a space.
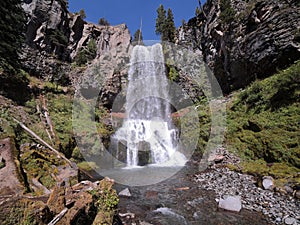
195, 167, 300, 225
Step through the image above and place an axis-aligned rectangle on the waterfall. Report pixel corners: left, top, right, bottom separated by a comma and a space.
113, 43, 185, 167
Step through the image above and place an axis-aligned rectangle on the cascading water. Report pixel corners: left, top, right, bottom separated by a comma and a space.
113, 43, 185, 167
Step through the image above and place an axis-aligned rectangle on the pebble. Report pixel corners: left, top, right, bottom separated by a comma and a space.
284, 217, 297, 225
195, 168, 300, 225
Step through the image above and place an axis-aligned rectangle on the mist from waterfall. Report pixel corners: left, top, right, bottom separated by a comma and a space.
113, 43, 186, 167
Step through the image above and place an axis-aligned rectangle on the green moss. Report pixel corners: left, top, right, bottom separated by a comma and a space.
20, 148, 61, 191
0, 161, 5, 169
78, 161, 99, 172
89, 178, 119, 225
226, 61, 300, 185
240, 160, 300, 186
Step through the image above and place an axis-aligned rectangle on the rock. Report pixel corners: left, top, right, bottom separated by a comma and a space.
284, 217, 297, 225
213, 154, 225, 163
145, 190, 158, 199
195, 167, 300, 224
138, 141, 151, 166
139, 221, 153, 225
218, 195, 242, 212
21, 0, 131, 91
119, 212, 135, 218
0, 138, 24, 195
284, 185, 294, 194
119, 188, 132, 197
295, 191, 300, 199
179, 0, 300, 93
262, 176, 274, 190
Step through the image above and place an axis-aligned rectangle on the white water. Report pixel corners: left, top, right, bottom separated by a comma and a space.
113, 44, 186, 167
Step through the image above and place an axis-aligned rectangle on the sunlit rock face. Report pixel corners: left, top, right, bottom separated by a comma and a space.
177, 0, 300, 93
21, 0, 131, 85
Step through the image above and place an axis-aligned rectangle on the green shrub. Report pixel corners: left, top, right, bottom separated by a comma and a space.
219, 0, 236, 24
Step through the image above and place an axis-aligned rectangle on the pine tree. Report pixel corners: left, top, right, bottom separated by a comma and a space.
79, 9, 86, 19
98, 17, 110, 26
0, 0, 29, 102
155, 5, 176, 42
0, 0, 26, 72
165, 8, 176, 43
132, 29, 144, 45
155, 4, 166, 36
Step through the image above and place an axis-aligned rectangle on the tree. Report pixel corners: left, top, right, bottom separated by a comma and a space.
132, 29, 144, 45
155, 4, 166, 35
0, 0, 26, 72
98, 17, 110, 26
86, 39, 97, 59
79, 9, 86, 19
165, 8, 176, 43
74, 39, 97, 66
0, 0, 29, 103
155, 5, 176, 42
195, 6, 201, 16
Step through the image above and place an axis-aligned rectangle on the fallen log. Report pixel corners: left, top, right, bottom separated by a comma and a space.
12, 118, 74, 168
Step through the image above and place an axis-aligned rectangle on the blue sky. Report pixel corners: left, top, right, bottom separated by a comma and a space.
68, 0, 203, 40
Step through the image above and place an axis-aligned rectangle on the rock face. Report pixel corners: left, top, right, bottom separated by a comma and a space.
0, 138, 24, 196
21, 0, 131, 85
179, 0, 300, 93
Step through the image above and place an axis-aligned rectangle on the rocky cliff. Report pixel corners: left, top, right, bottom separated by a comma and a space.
178, 0, 300, 93
21, 0, 131, 85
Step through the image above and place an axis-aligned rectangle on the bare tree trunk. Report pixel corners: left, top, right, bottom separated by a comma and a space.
12, 118, 74, 168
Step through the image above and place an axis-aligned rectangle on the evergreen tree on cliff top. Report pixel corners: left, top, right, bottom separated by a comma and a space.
155, 5, 176, 42
133, 29, 144, 46
165, 8, 176, 43
155, 4, 166, 36
0, 0, 26, 72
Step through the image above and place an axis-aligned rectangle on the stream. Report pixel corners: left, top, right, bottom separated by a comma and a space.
111, 156, 272, 225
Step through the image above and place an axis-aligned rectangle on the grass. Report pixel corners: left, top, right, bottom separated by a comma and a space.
226, 61, 300, 185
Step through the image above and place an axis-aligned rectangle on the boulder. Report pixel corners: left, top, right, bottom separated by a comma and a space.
218, 195, 242, 212
262, 176, 274, 190
284, 217, 297, 225
119, 188, 132, 197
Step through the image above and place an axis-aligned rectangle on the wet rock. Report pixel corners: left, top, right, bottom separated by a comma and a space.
218, 195, 242, 212
119, 212, 135, 219
262, 176, 274, 190
139, 221, 153, 225
119, 188, 131, 197
138, 141, 151, 166
145, 190, 158, 199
